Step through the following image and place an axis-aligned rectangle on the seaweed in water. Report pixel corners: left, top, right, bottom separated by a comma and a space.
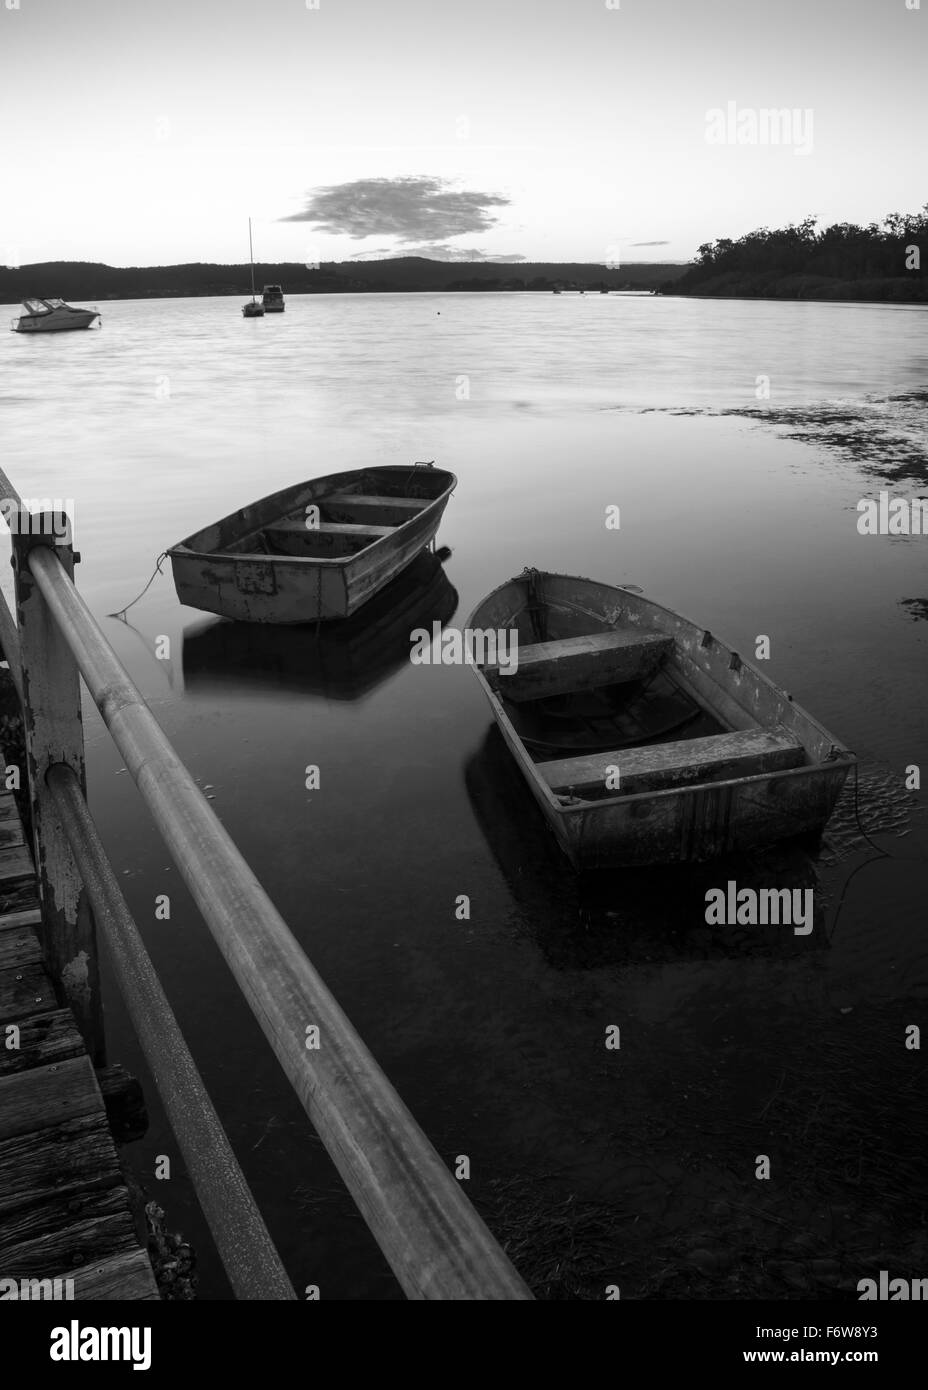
899, 597, 928, 622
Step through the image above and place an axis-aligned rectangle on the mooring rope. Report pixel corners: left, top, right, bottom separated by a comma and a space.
108, 552, 168, 621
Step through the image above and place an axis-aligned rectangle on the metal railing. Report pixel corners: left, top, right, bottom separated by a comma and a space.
0, 478, 531, 1301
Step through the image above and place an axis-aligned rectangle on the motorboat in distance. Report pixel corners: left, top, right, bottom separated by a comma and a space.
11, 298, 101, 333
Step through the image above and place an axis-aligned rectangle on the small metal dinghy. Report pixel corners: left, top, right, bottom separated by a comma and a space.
168, 463, 456, 624
467, 570, 855, 868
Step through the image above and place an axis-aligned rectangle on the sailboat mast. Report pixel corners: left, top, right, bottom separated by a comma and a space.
249, 217, 257, 301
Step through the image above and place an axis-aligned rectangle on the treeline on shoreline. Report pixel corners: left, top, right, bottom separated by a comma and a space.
0, 257, 685, 301
663, 208, 928, 303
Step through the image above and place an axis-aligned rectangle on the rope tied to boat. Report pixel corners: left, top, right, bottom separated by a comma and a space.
520, 566, 546, 644
108, 552, 168, 620
403, 460, 435, 498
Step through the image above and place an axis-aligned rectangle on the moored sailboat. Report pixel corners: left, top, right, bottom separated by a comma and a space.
242, 218, 264, 317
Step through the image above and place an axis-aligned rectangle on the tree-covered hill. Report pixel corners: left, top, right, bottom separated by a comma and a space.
664, 209, 927, 302
0, 257, 686, 302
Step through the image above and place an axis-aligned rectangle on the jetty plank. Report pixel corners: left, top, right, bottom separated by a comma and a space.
0, 844, 36, 887
0, 1056, 103, 1144
0, 1114, 119, 1218
0, 907, 43, 933
0, 923, 42, 971
0, 1009, 83, 1078
0, 960, 55, 1024
0, 786, 158, 1298
71, 1249, 162, 1301
0, 819, 25, 850
0, 1207, 140, 1280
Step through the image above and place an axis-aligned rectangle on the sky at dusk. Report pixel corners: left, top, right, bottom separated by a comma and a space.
1, 0, 925, 267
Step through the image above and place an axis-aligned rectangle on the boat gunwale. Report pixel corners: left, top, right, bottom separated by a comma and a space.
466, 570, 856, 819
167, 466, 457, 567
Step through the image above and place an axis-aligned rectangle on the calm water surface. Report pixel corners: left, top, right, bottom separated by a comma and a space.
1, 293, 926, 1298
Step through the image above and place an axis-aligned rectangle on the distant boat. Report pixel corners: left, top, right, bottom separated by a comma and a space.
466, 570, 854, 868
262, 284, 285, 313
242, 218, 264, 317
552, 288, 562, 295
11, 298, 100, 333
167, 463, 457, 624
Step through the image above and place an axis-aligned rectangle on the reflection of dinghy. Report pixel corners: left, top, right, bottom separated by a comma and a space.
467, 570, 854, 868
182, 548, 457, 701
464, 724, 824, 966
168, 463, 456, 624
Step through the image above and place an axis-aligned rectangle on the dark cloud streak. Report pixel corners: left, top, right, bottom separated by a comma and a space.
282, 176, 510, 244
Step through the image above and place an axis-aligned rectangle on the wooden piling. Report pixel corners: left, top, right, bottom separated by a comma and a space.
12, 518, 103, 1064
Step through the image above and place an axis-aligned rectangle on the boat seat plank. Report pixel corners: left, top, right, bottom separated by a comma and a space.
321, 493, 427, 526
267, 520, 393, 539
487, 629, 673, 702
324, 493, 423, 511
538, 727, 805, 797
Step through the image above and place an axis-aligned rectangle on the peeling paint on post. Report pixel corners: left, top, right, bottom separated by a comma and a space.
12, 515, 104, 1063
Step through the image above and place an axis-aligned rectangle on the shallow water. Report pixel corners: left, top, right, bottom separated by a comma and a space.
1, 292, 926, 1298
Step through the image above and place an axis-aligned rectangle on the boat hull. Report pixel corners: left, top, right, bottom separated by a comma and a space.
467, 572, 854, 868
182, 548, 457, 699
13, 311, 99, 333
168, 465, 455, 624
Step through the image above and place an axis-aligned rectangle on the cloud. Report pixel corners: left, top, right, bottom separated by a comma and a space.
629, 239, 670, 247
281, 176, 510, 243
381, 244, 525, 262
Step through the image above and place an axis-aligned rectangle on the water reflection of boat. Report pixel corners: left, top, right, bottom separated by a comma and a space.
464, 724, 824, 970
182, 547, 457, 701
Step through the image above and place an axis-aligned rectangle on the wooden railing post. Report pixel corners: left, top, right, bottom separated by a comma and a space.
12, 512, 104, 1063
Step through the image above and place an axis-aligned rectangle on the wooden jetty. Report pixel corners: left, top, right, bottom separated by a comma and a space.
0, 788, 158, 1298
0, 473, 530, 1300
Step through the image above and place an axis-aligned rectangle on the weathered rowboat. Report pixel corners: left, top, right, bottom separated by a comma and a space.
466, 570, 855, 868
168, 463, 456, 623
